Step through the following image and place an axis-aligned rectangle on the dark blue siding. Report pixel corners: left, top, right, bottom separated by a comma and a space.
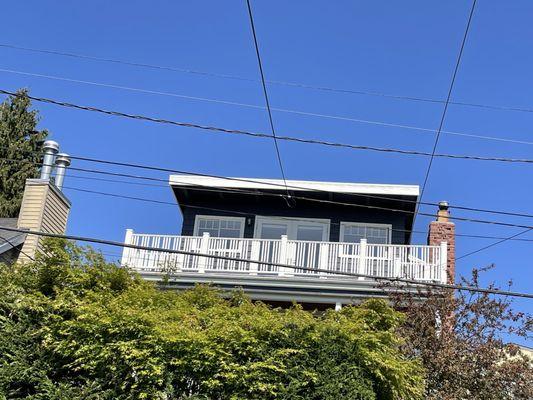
175, 188, 416, 245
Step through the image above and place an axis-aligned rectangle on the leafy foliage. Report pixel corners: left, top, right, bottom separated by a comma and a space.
386, 267, 533, 400
0, 240, 424, 399
0, 89, 48, 218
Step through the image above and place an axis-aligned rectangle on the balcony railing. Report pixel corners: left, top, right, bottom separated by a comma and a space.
121, 230, 447, 283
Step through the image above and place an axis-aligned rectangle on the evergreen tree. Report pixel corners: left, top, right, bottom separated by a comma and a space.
0, 89, 48, 218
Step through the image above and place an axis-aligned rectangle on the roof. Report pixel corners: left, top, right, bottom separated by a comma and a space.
169, 175, 420, 197
0, 218, 26, 255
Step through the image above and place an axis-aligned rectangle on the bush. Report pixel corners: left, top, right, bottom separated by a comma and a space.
0, 240, 424, 399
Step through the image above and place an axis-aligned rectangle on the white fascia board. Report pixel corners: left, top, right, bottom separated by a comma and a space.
169, 175, 419, 197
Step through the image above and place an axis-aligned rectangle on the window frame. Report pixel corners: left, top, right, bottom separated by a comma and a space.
339, 222, 392, 244
193, 215, 246, 238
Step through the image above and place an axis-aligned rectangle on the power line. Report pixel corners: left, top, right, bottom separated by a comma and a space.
2, 89, 532, 164
3, 68, 532, 146
61, 185, 533, 243
8, 146, 532, 219
57, 177, 533, 278
245, 0, 290, 198
54, 157, 533, 219
61, 184, 427, 234
0, 225, 531, 299
63, 171, 533, 220
4, 155, 533, 230
456, 227, 533, 260
46, 170, 533, 229
4, 42, 533, 115
56, 169, 533, 229
417, 0, 477, 226
61, 183, 533, 275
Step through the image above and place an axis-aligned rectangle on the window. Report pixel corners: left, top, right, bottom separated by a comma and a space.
340, 222, 391, 244
259, 223, 288, 239
194, 216, 245, 238
296, 224, 325, 241
254, 216, 330, 241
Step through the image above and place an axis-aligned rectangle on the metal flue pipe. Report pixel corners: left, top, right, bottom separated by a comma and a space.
40, 140, 59, 180
54, 153, 71, 190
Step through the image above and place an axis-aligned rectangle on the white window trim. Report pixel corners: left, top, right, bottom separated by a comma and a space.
193, 215, 246, 238
254, 216, 330, 241
340, 222, 392, 244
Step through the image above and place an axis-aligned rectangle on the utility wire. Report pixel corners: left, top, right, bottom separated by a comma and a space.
4, 144, 531, 220
1, 89, 532, 164
61, 185, 426, 234
61, 185, 533, 243
60, 159, 533, 261
0, 225, 530, 299
62, 172, 533, 220
51, 156, 533, 219
3, 67, 532, 146
4, 42, 533, 115
4, 155, 533, 231
416, 0, 477, 226
62, 183, 533, 274
245, 0, 290, 198
456, 228, 533, 260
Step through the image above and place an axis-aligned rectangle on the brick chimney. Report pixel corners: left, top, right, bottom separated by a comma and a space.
428, 201, 455, 283
16, 141, 71, 262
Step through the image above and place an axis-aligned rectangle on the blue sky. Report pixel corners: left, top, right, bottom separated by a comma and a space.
1, 1, 532, 336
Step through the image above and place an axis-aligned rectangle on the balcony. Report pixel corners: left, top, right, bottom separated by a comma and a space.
121, 230, 447, 286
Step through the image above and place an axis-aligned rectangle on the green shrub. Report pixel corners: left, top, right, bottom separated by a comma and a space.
0, 239, 424, 399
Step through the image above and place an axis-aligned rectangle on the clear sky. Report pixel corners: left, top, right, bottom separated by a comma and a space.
1, 1, 532, 339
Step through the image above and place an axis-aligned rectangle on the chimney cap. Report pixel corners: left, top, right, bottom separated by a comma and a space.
55, 153, 71, 167
43, 140, 59, 153
438, 200, 449, 210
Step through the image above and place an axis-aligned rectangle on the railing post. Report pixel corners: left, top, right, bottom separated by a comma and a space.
393, 257, 401, 279
358, 238, 367, 280
121, 229, 134, 267
198, 232, 210, 273
170, 236, 182, 274
440, 241, 447, 283
279, 235, 289, 276
318, 242, 329, 278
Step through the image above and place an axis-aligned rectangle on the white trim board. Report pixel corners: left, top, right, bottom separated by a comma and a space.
169, 175, 419, 197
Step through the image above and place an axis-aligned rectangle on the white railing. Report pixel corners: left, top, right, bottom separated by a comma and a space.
121, 230, 447, 283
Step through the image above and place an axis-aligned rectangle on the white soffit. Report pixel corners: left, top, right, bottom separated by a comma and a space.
169, 175, 419, 197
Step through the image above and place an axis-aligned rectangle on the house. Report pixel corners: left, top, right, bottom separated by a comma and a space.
121, 174, 455, 308
0, 140, 71, 263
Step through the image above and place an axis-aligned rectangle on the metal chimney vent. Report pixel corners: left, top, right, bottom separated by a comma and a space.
40, 140, 59, 180
54, 153, 71, 190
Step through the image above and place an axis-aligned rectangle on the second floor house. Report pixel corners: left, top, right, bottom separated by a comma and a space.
121, 174, 455, 308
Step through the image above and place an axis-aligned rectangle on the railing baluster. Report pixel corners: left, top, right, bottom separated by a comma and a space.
358, 239, 367, 280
